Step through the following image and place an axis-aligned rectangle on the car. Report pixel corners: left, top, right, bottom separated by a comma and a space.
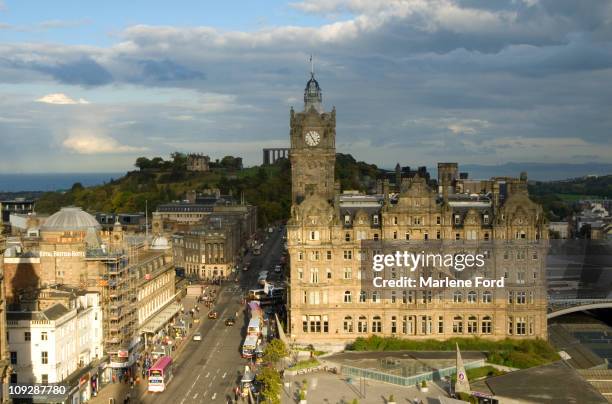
208, 311, 218, 319
193, 332, 202, 341
225, 318, 236, 326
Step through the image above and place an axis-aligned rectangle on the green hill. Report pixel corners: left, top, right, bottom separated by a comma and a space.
34, 153, 382, 227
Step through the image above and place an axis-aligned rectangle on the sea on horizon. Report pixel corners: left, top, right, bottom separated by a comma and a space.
0, 173, 125, 192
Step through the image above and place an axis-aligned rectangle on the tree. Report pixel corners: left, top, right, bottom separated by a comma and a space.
256, 366, 281, 404
135, 157, 151, 170
263, 338, 288, 365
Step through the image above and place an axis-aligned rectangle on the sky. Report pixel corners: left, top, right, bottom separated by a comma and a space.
1, 0, 611, 173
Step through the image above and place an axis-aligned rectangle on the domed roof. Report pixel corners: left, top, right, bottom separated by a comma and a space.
41, 207, 101, 232
150, 235, 170, 250
304, 73, 323, 112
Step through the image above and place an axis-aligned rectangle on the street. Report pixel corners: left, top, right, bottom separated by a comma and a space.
141, 226, 286, 403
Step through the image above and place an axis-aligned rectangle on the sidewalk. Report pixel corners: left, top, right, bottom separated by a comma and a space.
89, 295, 203, 403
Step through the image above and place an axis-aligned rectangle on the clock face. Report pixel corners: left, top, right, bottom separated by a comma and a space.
305, 130, 321, 146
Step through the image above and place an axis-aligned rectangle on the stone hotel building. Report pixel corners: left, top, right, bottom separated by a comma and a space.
287, 72, 548, 347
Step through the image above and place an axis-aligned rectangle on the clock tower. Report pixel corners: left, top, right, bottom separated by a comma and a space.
289, 71, 336, 204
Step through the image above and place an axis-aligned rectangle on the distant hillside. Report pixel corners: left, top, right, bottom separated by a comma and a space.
34, 153, 382, 227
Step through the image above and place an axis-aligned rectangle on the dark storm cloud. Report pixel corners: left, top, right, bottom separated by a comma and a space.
33, 57, 113, 86
138, 59, 206, 82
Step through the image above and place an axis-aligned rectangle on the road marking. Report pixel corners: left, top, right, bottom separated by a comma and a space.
222, 371, 227, 379
211, 393, 217, 400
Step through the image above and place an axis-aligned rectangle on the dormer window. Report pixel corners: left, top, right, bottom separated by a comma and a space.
454, 215, 461, 225
483, 214, 490, 225
309, 231, 320, 241
344, 214, 351, 225
373, 215, 379, 225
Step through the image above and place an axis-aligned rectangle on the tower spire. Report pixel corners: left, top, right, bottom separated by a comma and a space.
310, 54, 314, 77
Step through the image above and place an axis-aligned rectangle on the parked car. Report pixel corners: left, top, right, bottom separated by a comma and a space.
225, 317, 236, 326
193, 332, 202, 341
208, 311, 218, 319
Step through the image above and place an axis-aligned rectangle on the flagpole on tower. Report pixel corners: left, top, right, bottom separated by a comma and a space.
310, 54, 314, 76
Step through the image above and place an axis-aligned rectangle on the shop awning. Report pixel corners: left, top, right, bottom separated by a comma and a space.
140, 302, 181, 334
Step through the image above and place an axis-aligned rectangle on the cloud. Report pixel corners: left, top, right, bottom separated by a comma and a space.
63, 133, 147, 154
36, 93, 90, 105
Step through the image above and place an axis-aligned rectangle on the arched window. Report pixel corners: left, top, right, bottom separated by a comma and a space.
453, 316, 463, 334
344, 290, 352, 303
482, 291, 492, 303
453, 291, 463, 303
468, 316, 478, 333
359, 290, 367, 302
467, 291, 477, 303
481, 316, 492, 334
358, 316, 368, 333
372, 316, 382, 333
343, 316, 353, 333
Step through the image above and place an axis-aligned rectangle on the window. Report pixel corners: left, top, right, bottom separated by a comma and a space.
508, 291, 513, 304
41, 351, 48, 364
438, 316, 444, 333
454, 215, 461, 225
372, 316, 382, 333
453, 316, 463, 333
373, 215, 379, 225
309, 231, 319, 240
484, 232, 490, 241
343, 316, 353, 333
482, 291, 492, 303
309, 316, 321, 333
436, 216, 441, 225
413, 217, 421, 225
310, 251, 320, 261
298, 268, 303, 280
326, 250, 332, 260
302, 315, 308, 332
508, 316, 514, 335
391, 316, 398, 334
24, 332, 31, 341
393, 231, 398, 240
467, 291, 477, 303
41, 374, 48, 384
10, 352, 16, 365
302, 291, 307, 304
309, 291, 320, 305
516, 291, 526, 304
345, 232, 351, 242
403, 315, 415, 334
483, 214, 489, 224
455, 233, 461, 240
344, 214, 351, 225
517, 250, 526, 260
481, 316, 492, 334
421, 290, 432, 303
503, 250, 509, 260
436, 230, 441, 240
41, 332, 48, 341
344, 291, 352, 303
372, 291, 380, 303
358, 316, 368, 333
405, 233, 410, 240
517, 271, 525, 284
343, 250, 352, 260
421, 315, 432, 335
516, 317, 526, 335
468, 316, 477, 334
323, 315, 329, 333
393, 216, 398, 225
453, 291, 463, 303
343, 268, 352, 280
310, 268, 319, 283
532, 251, 538, 260
326, 269, 332, 279
359, 290, 367, 302
10, 374, 17, 384
298, 252, 304, 261
373, 233, 379, 241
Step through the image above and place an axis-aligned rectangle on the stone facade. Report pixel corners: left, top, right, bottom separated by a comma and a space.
186, 153, 210, 172
286, 73, 548, 348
